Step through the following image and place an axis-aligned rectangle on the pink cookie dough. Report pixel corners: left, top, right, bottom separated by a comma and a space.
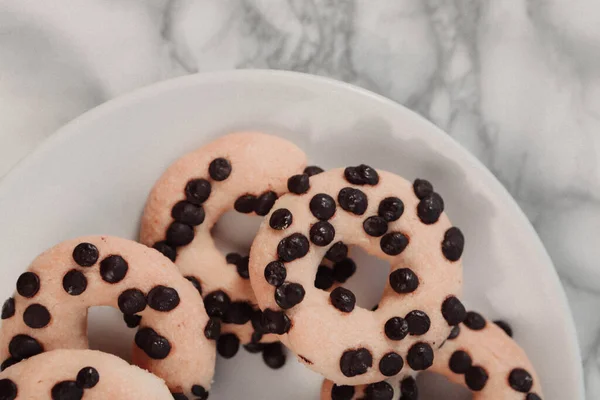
140, 132, 307, 346
0, 349, 172, 399
0, 236, 215, 398
249, 168, 464, 385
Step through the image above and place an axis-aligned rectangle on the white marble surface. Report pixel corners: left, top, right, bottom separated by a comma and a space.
0, 0, 598, 397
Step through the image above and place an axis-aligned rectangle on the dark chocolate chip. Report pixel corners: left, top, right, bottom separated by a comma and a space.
62, 270, 87, 296
76, 367, 99, 389
331, 384, 355, 400
304, 166, 324, 177
371, 304, 379, 311
147, 286, 180, 312
185, 276, 202, 295
72, 242, 99, 267
208, 157, 231, 181
234, 194, 257, 214
269, 208, 293, 230
0, 379, 17, 400
314, 265, 335, 290
204, 318, 221, 340
264, 261, 287, 287
0, 358, 19, 371
449, 350, 472, 374
16, 272, 40, 298
134, 327, 171, 359
363, 216, 388, 237
338, 187, 368, 215
118, 289, 147, 315
330, 287, 356, 313
9, 334, 43, 359
23, 304, 51, 329
171, 201, 205, 226
526, 393, 542, 400
325, 241, 348, 262
261, 309, 291, 334
406, 310, 431, 336
225, 252, 241, 265
344, 164, 379, 185
389, 268, 419, 294
509, 368, 533, 392
384, 317, 409, 341
277, 233, 309, 262
494, 320, 513, 337
123, 314, 141, 328
223, 301, 253, 324
442, 227, 465, 261
340, 348, 372, 377
465, 366, 488, 391
152, 241, 177, 262
191, 385, 209, 400
1, 298, 15, 319
235, 256, 250, 279
166, 222, 195, 246
309, 193, 336, 220
448, 325, 461, 340
310, 221, 335, 246
406, 342, 434, 370
332, 258, 356, 283
378, 197, 404, 222
287, 174, 310, 194
185, 179, 211, 205
217, 333, 240, 359
244, 342, 265, 353
99, 255, 129, 284
464, 311, 486, 330
380, 232, 409, 256
379, 352, 404, 376
417, 192, 445, 224
255, 191, 278, 216
413, 179, 433, 199
262, 342, 286, 369
203, 290, 231, 318
441, 296, 467, 326
51, 381, 83, 400
275, 282, 305, 309
171, 393, 188, 400
364, 381, 393, 400
400, 376, 419, 400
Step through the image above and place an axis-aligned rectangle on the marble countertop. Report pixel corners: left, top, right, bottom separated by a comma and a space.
0, 0, 597, 397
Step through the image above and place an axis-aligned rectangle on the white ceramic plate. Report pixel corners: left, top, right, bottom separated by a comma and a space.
0, 71, 583, 399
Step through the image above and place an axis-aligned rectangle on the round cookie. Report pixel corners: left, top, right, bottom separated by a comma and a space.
140, 132, 307, 353
0, 236, 215, 398
249, 169, 465, 385
0, 349, 172, 399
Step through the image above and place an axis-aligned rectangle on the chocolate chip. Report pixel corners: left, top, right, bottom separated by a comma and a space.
255, 191, 278, 216
123, 314, 141, 328
378, 197, 404, 222
99, 255, 128, 284
509, 368, 533, 392
23, 304, 51, 329
384, 317, 409, 341
204, 318, 221, 340
61, 270, 87, 296
304, 166, 324, 176
338, 187, 368, 215
250, 310, 265, 334
275, 282, 305, 309
448, 325, 461, 340
264, 261, 286, 286
340, 348, 372, 377
1, 298, 15, 319
134, 327, 171, 359
9, 334, 43, 359
400, 376, 419, 400
417, 192, 444, 224
333, 258, 356, 283
152, 241, 177, 262
0, 379, 17, 400
363, 216, 388, 237
235, 256, 250, 279
494, 320, 513, 337
331, 384, 355, 400
449, 350, 472, 374
344, 164, 379, 185
51, 381, 83, 400
314, 265, 335, 290
465, 366, 488, 391
204, 290, 231, 318
413, 179, 433, 199
325, 241, 348, 262
171, 393, 188, 400
364, 381, 393, 400
270, 208, 293, 230
244, 342, 265, 354
310, 194, 336, 220
441, 296, 467, 326
191, 385, 209, 400
379, 352, 404, 376
76, 367, 99, 388
261, 309, 291, 334
0, 358, 19, 371
118, 289, 147, 315
16, 272, 40, 298
380, 232, 409, 256
217, 333, 240, 359
185, 276, 202, 295
72, 242, 99, 267
225, 252, 241, 264
442, 227, 464, 261
407, 342, 434, 370
262, 342, 286, 369
277, 233, 309, 262
389, 268, 419, 294
310, 221, 335, 246
371, 304, 379, 311
287, 174, 310, 194
146, 286, 180, 312
329, 287, 356, 313
171, 201, 205, 226
223, 301, 253, 324
406, 310, 430, 336
208, 157, 231, 181
464, 311, 486, 330
166, 222, 195, 246
526, 393, 542, 400
234, 194, 257, 213
185, 179, 211, 205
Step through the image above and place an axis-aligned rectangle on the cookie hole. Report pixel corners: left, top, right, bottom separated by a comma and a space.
87, 306, 134, 360
212, 210, 263, 255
